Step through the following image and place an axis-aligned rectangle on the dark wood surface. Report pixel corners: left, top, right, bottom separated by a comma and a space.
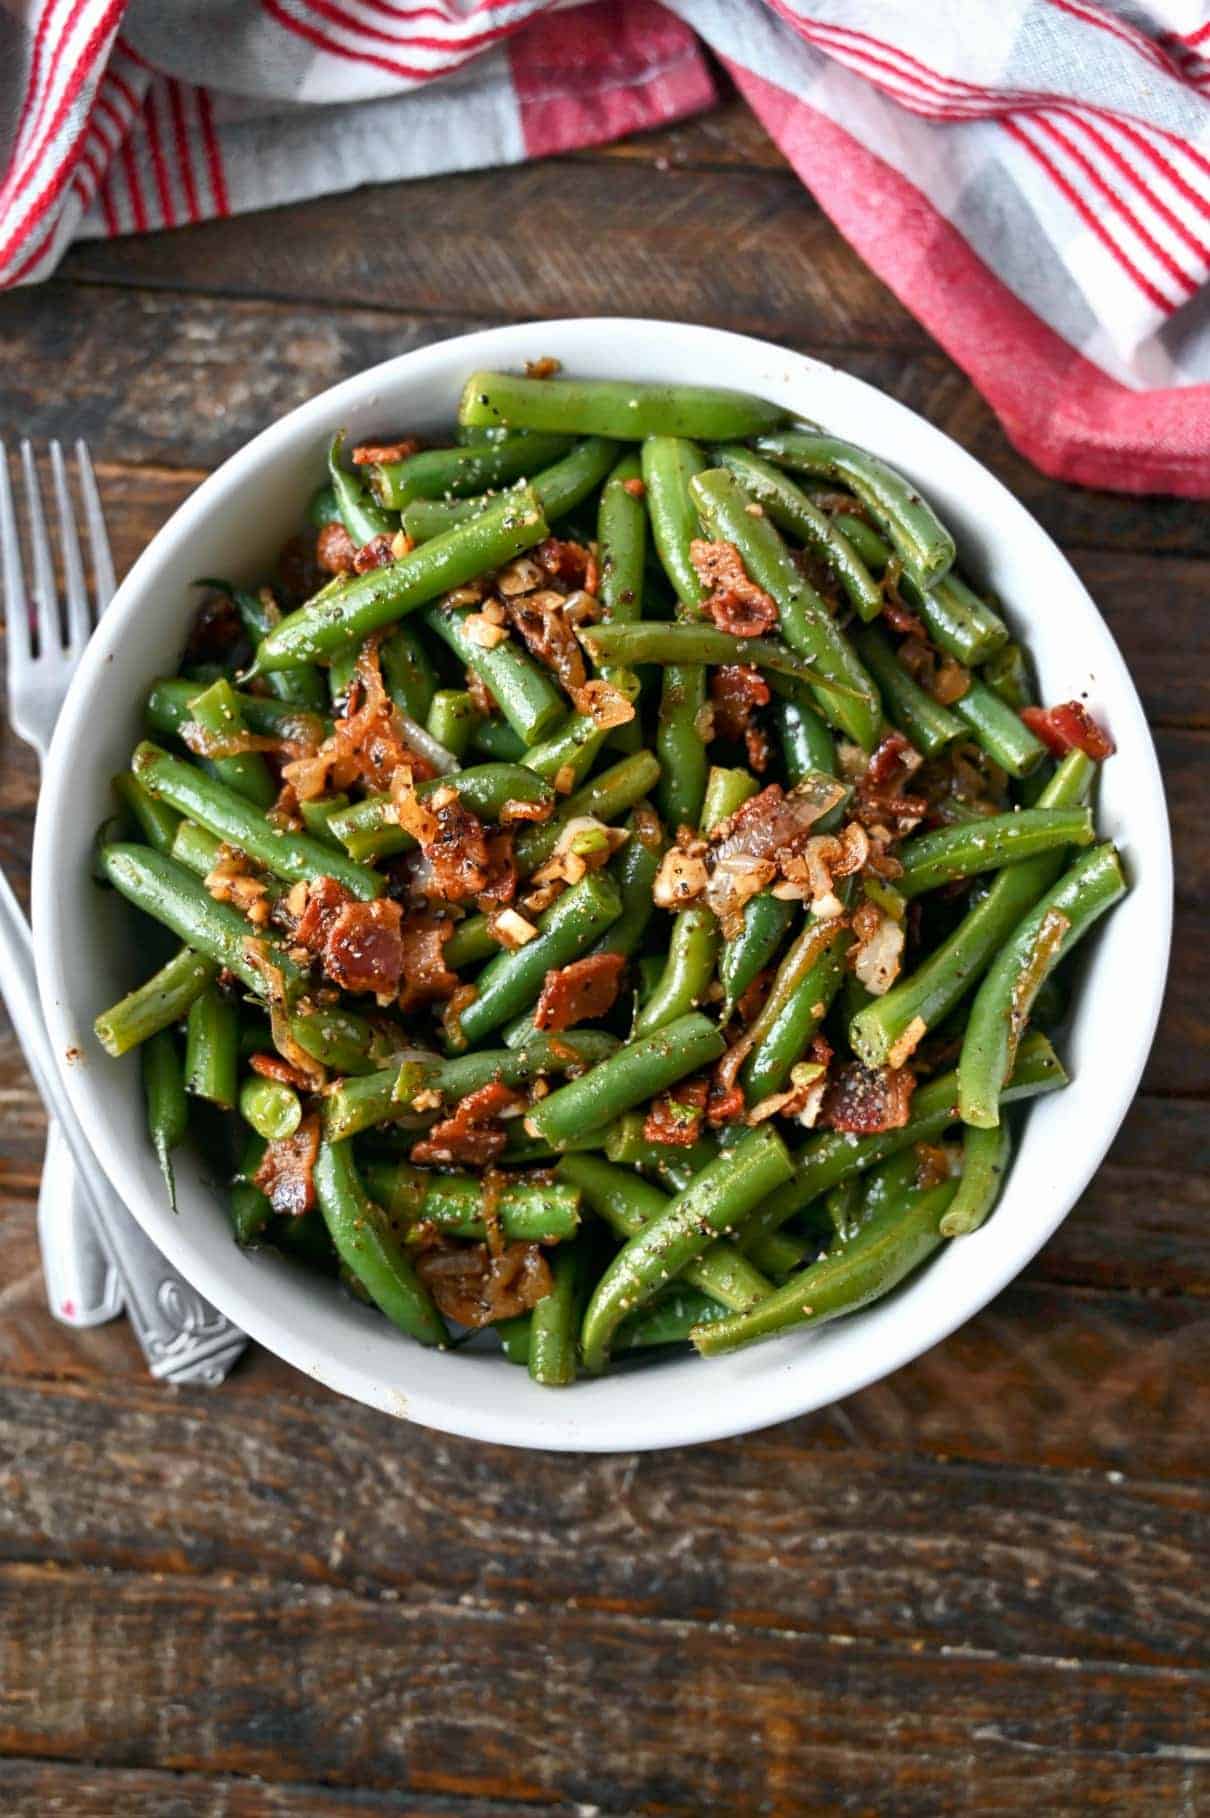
1, 96, 1207, 1816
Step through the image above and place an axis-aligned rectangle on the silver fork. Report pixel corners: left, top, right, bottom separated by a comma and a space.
1, 440, 248, 1382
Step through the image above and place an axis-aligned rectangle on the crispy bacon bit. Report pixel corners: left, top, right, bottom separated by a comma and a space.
353, 533, 395, 574
283, 636, 435, 802
706, 1079, 746, 1127
410, 1081, 526, 1167
644, 1078, 709, 1147
247, 1051, 314, 1091
397, 911, 460, 1014
324, 898, 405, 999
351, 438, 422, 465
253, 1113, 321, 1218
475, 830, 518, 909
914, 1141, 953, 1190
533, 536, 591, 588
854, 732, 928, 840
865, 731, 922, 791
820, 1061, 915, 1135
415, 1239, 552, 1328
1021, 701, 1115, 761
292, 875, 353, 953
533, 952, 626, 1032
622, 475, 646, 499
401, 776, 492, 904
689, 539, 779, 636
526, 355, 562, 379
898, 635, 971, 706
184, 593, 245, 667
316, 521, 357, 575
710, 664, 770, 742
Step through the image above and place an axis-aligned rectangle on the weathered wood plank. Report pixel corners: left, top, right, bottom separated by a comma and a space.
0, 1760, 561, 1817
0, 1564, 1204, 1815
4, 284, 1210, 557
0, 1371, 1205, 1668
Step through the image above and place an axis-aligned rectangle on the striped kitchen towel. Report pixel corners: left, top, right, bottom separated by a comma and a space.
3, 1, 1210, 494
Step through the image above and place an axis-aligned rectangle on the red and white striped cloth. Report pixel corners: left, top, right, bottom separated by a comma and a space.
4, 0, 1210, 493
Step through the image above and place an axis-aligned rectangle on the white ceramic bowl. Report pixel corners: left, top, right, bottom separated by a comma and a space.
33, 319, 1171, 1451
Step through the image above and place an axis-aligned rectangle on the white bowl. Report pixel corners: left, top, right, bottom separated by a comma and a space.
33, 319, 1171, 1452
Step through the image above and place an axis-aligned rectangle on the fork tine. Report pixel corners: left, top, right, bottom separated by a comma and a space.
0, 443, 32, 692
19, 441, 60, 655
50, 441, 90, 655
76, 441, 115, 613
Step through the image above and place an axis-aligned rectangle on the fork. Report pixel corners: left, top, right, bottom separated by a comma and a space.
1, 439, 248, 1382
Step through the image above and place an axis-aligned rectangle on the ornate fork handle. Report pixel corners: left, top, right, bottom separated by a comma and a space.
0, 868, 246, 1384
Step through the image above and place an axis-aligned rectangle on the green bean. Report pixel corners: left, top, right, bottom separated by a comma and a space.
184, 676, 276, 809
604, 1114, 720, 1184
143, 1028, 187, 1208
249, 487, 548, 673
328, 763, 556, 863
327, 644, 359, 709
583, 621, 864, 710
941, 1121, 1013, 1238
701, 763, 758, 829
146, 677, 328, 745
441, 913, 496, 971
297, 794, 350, 850
426, 688, 480, 758
616, 1288, 732, 1351
557, 1153, 773, 1314
597, 451, 647, 621
752, 430, 956, 591
112, 770, 182, 856
633, 906, 718, 1038
775, 696, 835, 785
529, 1239, 583, 1386
587, 815, 664, 960
895, 807, 1095, 899
169, 819, 223, 880
381, 621, 438, 723
198, 579, 328, 711
580, 1126, 793, 1371
314, 1140, 447, 1346
710, 444, 884, 620
852, 623, 962, 758
94, 945, 218, 1058
742, 917, 852, 1103
184, 984, 239, 1109
719, 892, 795, 1014
230, 1134, 273, 1245
517, 713, 607, 789
361, 1162, 581, 1243
812, 517, 1007, 665
849, 752, 1095, 1068
526, 1011, 726, 1150
981, 640, 1033, 709
642, 436, 710, 830
692, 1179, 958, 1357
459, 371, 789, 440
402, 437, 619, 541
958, 843, 1126, 1128
290, 1005, 384, 1076
423, 602, 566, 745
307, 482, 340, 528
329, 431, 396, 545
739, 1030, 1067, 1250
471, 716, 527, 765
953, 678, 1046, 777
239, 1074, 303, 1141
97, 844, 308, 1000
452, 872, 623, 1050
690, 467, 881, 748
133, 741, 382, 900
514, 749, 662, 873
372, 432, 574, 508
496, 1314, 532, 1365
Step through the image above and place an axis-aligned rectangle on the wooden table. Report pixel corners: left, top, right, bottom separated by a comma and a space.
1, 95, 1207, 1817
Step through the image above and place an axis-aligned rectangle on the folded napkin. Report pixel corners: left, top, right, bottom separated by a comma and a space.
4, 0, 1210, 492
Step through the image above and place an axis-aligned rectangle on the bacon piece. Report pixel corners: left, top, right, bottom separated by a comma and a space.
397, 911, 459, 1014
689, 538, 779, 636
410, 1081, 526, 1167
184, 593, 244, 665
278, 533, 326, 605
1021, 701, 1115, 761
415, 1240, 553, 1328
820, 1061, 915, 1135
292, 876, 353, 954
526, 355, 562, 379
353, 533, 395, 574
324, 898, 405, 999
253, 1113, 321, 1218
316, 522, 357, 575
475, 830, 518, 908
247, 1052, 314, 1091
898, 636, 971, 706
283, 636, 435, 802
351, 438, 423, 465
644, 1078, 709, 1147
864, 731, 920, 791
533, 536, 592, 589
504, 588, 587, 692
532, 952, 626, 1032
422, 790, 492, 903
706, 1080, 745, 1127
710, 663, 770, 742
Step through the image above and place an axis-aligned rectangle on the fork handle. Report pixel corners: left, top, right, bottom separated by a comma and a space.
38, 1120, 123, 1326
0, 869, 247, 1384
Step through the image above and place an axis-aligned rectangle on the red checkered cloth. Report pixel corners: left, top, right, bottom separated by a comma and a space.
4, 0, 1210, 493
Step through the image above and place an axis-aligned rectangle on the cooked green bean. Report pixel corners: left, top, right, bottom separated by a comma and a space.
513, 749, 661, 874
381, 622, 438, 723
373, 432, 574, 509
143, 1028, 187, 1208
941, 1122, 1013, 1238
183, 675, 276, 809
587, 814, 664, 960
742, 917, 852, 1103
852, 623, 962, 758
642, 436, 710, 829
112, 770, 182, 855
362, 1162, 580, 1243
954, 678, 1047, 777
423, 601, 566, 746
527, 1011, 726, 1150
528, 1238, 584, 1386
94, 945, 218, 1058
895, 807, 1095, 898
185, 984, 239, 1109
402, 437, 618, 542
239, 1074, 302, 1141
425, 688, 480, 758
329, 432, 396, 545
460, 371, 789, 440
329, 763, 556, 863
314, 1140, 447, 1346
711, 444, 884, 620
451, 872, 623, 1049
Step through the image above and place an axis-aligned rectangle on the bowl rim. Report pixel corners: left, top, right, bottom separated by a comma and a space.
32, 317, 1173, 1451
